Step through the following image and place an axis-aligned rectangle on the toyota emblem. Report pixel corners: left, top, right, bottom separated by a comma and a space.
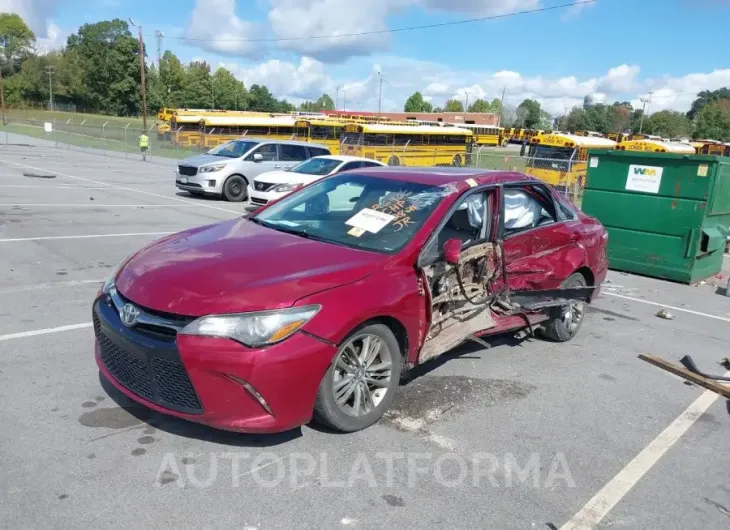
256, 182, 264, 190
120, 303, 141, 327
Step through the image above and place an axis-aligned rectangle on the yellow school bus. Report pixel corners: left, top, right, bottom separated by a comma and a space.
629, 133, 662, 141
293, 118, 347, 155
574, 130, 605, 138
455, 124, 508, 147
525, 133, 616, 187
690, 140, 726, 155
616, 139, 696, 154
170, 114, 206, 147
606, 132, 630, 143
340, 123, 473, 166
198, 116, 298, 148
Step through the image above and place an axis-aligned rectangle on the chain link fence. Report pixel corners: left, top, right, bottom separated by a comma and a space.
0, 118, 584, 205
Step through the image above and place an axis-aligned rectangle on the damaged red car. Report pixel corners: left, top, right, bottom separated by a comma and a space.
93, 168, 608, 434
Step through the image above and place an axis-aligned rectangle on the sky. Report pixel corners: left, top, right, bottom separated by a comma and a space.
4, 0, 730, 116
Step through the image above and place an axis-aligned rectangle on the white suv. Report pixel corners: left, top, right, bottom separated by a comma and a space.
248, 155, 386, 207
175, 139, 330, 201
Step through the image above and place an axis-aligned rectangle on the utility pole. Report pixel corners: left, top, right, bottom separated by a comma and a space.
638, 91, 653, 134
211, 78, 215, 109
335, 85, 340, 111
343, 89, 346, 112
129, 18, 148, 130
46, 65, 54, 110
377, 72, 385, 116
498, 87, 506, 127
155, 30, 164, 66
464, 90, 470, 112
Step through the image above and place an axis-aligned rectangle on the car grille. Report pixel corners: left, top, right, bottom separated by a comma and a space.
178, 165, 198, 176
177, 181, 202, 188
254, 181, 276, 192
250, 197, 268, 205
94, 312, 203, 414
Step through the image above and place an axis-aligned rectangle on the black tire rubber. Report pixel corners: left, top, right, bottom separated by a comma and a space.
387, 155, 400, 167
222, 175, 247, 202
540, 272, 587, 342
313, 323, 402, 433
451, 154, 462, 167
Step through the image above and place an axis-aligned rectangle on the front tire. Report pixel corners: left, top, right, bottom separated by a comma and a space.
540, 272, 587, 342
387, 155, 400, 167
313, 324, 402, 433
222, 175, 247, 202
451, 154, 463, 167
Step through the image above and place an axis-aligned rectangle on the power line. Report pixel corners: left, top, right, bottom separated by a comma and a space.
164, 0, 595, 43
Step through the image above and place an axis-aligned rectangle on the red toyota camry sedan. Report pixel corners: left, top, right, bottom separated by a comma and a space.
94, 168, 608, 434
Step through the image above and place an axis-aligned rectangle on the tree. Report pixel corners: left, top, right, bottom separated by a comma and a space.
181, 61, 212, 109
694, 100, 730, 141
300, 93, 335, 112
157, 50, 186, 108
432, 106, 443, 113
66, 19, 141, 115
564, 106, 587, 132
0, 13, 36, 75
687, 88, 730, 120
404, 91, 433, 112
248, 84, 279, 112
467, 98, 491, 113
212, 67, 247, 110
609, 102, 632, 132
443, 98, 464, 112
516, 99, 542, 128
645, 110, 691, 138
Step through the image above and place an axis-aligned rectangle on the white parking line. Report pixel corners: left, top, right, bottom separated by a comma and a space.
2, 160, 242, 215
1, 204, 200, 208
604, 292, 730, 323
0, 231, 172, 243
560, 373, 730, 530
0, 322, 92, 342
0, 279, 104, 294
0, 185, 113, 189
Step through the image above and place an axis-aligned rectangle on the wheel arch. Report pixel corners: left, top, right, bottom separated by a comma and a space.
573, 266, 595, 287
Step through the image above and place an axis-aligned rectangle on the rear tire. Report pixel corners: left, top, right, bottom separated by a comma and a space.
387, 156, 400, 167
313, 324, 402, 433
222, 175, 247, 202
540, 272, 587, 342
451, 154, 462, 167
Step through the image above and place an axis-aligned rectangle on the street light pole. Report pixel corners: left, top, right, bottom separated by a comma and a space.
464, 90, 470, 112
377, 72, 385, 116
129, 18, 148, 130
638, 91, 653, 134
46, 65, 54, 111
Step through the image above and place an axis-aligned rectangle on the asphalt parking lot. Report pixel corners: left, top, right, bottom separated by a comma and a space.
1, 143, 729, 529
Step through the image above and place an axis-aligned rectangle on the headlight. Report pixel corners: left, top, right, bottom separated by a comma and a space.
199, 165, 226, 173
272, 182, 303, 193
180, 305, 320, 347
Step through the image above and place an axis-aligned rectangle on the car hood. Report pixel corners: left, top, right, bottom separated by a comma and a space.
180, 153, 235, 168
254, 170, 324, 185
115, 218, 384, 316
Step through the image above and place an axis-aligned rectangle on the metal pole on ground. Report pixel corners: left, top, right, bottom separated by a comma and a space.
53, 118, 57, 148
80, 119, 86, 151
102, 121, 108, 155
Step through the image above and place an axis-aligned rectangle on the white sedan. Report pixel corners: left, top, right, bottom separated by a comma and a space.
248, 155, 386, 207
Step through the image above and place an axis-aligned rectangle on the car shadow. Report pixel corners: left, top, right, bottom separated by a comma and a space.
98, 373, 302, 447
715, 286, 728, 297
174, 191, 220, 202
400, 334, 530, 385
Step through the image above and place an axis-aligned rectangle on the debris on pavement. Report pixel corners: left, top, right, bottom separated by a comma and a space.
720, 358, 730, 370
655, 309, 675, 320
22, 172, 56, 179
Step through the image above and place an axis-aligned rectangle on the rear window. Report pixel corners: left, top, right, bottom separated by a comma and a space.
308, 147, 331, 157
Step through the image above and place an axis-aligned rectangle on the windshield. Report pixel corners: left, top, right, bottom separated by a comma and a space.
208, 140, 259, 158
290, 158, 342, 176
253, 173, 450, 253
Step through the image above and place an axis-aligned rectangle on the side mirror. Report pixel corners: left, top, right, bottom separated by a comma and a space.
443, 238, 462, 265
253, 153, 263, 163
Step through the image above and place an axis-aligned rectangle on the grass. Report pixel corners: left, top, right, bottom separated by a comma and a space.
1, 122, 200, 160
3, 108, 148, 128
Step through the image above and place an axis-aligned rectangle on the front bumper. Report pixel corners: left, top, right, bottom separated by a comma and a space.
247, 185, 289, 207
93, 297, 337, 433
175, 169, 225, 195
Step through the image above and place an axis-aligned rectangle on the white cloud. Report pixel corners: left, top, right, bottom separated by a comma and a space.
266, 0, 544, 62
0, 0, 59, 37
229, 53, 730, 117
184, 0, 263, 57
34, 21, 67, 53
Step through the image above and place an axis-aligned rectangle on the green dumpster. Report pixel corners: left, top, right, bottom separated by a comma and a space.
581, 150, 730, 283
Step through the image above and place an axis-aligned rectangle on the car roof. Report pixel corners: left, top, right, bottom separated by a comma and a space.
351, 166, 539, 187
240, 138, 328, 149
312, 155, 386, 164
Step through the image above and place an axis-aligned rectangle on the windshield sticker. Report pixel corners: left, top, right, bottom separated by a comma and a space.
347, 227, 366, 237
346, 208, 395, 233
